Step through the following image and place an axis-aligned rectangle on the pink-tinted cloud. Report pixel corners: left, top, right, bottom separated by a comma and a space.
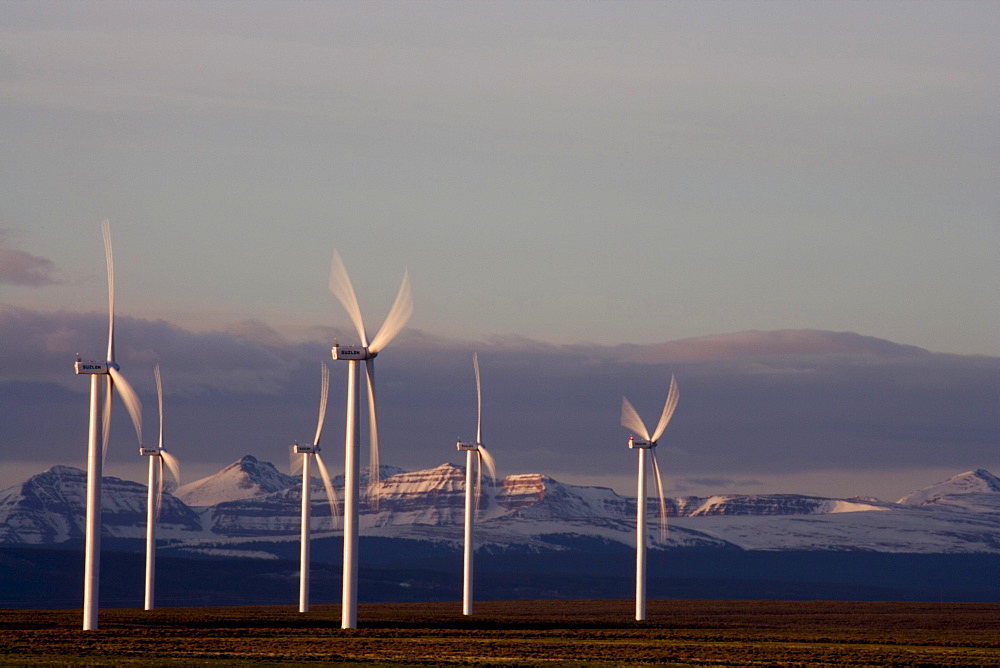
627, 330, 927, 364
0, 231, 60, 286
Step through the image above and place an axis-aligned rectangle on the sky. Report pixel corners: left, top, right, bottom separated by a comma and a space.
1, 1, 997, 502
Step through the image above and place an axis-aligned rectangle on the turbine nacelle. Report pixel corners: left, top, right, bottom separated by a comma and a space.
628, 436, 656, 450
139, 447, 161, 457
331, 344, 376, 361
456, 441, 482, 452
75, 359, 110, 375
294, 443, 320, 455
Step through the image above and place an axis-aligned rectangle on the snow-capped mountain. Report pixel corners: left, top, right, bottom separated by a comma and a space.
897, 469, 1000, 513
1, 459, 999, 556
0, 465, 202, 545
175, 455, 298, 506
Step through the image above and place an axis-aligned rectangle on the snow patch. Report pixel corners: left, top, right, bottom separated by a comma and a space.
178, 548, 280, 560
820, 500, 890, 514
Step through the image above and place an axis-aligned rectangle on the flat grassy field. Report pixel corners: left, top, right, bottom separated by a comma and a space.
0, 599, 998, 665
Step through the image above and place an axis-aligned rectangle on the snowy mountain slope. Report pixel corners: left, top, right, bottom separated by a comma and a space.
175, 455, 297, 506
185, 462, 736, 552
685, 495, 888, 517
671, 503, 1000, 553
0, 465, 201, 544
2, 458, 999, 555
360, 517, 738, 553
365, 464, 469, 527
198, 463, 428, 537
496, 473, 641, 519
897, 469, 1000, 513
159, 460, 1000, 555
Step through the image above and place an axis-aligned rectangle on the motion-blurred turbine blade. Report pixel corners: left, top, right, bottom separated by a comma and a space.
365, 358, 380, 506
473, 353, 482, 445
314, 362, 330, 446
474, 453, 483, 514
155, 456, 164, 522
650, 375, 680, 443
368, 269, 412, 353
475, 446, 497, 515
108, 367, 143, 447
314, 454, 341, 525
328, 250, 369, 347
478, 445, 497, 485
161, 449, 181, 490
101, 377, 113, 461
289, 445, 304, 475
102, 219, 115, 362
154, 364, 164, 450
649, 450, 669, 541
620, 396, 651, 442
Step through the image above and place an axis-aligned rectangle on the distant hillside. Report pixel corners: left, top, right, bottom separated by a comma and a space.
2, 461, 999, 557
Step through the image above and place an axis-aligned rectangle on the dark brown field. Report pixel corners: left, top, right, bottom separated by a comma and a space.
0, 600, 998, 665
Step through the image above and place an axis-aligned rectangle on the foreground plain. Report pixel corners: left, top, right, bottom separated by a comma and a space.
0, 600, 998, 665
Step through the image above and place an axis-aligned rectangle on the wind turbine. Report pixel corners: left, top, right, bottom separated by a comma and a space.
455, 352, 497, 616
620, 374, 679, 622
73, 220, 144, 630
140, 363, 181, 611
291, 361, 340, 613
328, 249, 412, 629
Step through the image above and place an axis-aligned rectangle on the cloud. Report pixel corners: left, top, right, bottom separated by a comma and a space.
0, 305, 996, 497
625, 329, 929, 364
0, 305, 299, 394
0, 231, 60, 286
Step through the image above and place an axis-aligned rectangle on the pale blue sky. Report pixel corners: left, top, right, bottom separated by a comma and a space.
2, 0, 997, 354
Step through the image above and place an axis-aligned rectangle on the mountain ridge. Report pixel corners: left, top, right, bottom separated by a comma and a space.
175, 455, 298, 506
896, 469, 1000, 513
1, 459, 998, 557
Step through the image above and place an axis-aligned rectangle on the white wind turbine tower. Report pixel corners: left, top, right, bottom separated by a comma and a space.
140, 363, 181, 611
291, 361, 340, 613
328, 250, 412, 629
73, 220, 144, 630
620, 374, 679, 622
455, 353, 497, 616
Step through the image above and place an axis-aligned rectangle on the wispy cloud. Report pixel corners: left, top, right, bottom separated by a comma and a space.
0, 231, 60, 286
